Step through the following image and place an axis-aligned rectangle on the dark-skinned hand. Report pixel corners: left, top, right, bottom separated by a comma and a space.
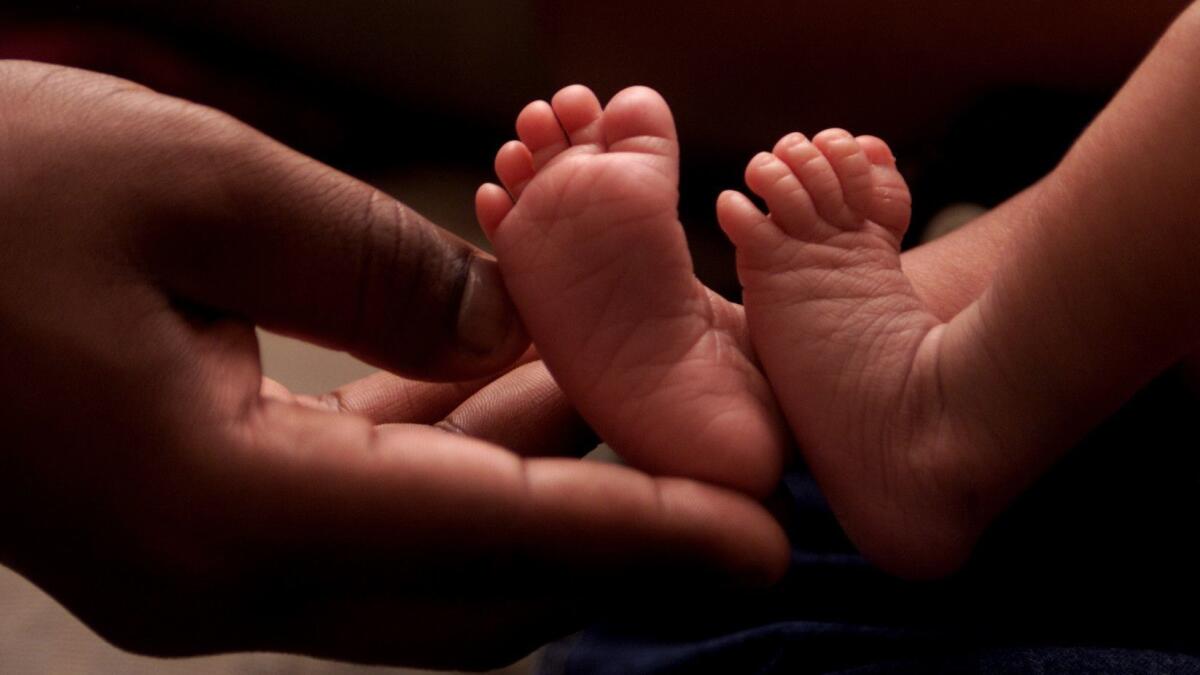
0, 61, 789, 670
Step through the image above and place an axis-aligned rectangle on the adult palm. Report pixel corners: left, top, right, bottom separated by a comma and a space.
0, 61, 789, 669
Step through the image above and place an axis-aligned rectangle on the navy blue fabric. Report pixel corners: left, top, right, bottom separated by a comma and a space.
544, 371, 1200, 674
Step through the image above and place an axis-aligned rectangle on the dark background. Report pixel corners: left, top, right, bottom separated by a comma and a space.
0, 0, 1187, 294
0, 2, 1194, 673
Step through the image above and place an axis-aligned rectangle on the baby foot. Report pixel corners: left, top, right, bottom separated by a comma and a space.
476, 85, 787, 498
718, 131, 983, 578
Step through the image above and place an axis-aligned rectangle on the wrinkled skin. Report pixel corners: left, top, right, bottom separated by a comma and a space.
0, 61, 790, 670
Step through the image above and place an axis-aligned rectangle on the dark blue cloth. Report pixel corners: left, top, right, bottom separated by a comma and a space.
545, 371, 1200, 674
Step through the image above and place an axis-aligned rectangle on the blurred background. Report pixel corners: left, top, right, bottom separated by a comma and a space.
0, 0, 1190, 672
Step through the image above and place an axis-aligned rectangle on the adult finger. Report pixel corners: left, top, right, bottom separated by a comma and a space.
438, 360, 599, 457
283, 357, 594, 457
311, 348, 540, 425
8, 64, 529, 380
220, 403, 788, 601
214, 404, 786, 579
28, 400, 788, 667
145, 128, 528, 380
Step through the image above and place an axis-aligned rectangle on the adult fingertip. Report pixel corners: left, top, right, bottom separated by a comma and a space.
732, 516, 791, 589
746, 536, 792, 588
659, 478, 792, 590
455, 255, 529, 368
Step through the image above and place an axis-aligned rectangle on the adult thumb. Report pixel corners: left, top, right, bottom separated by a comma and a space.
122, 88, 527, 379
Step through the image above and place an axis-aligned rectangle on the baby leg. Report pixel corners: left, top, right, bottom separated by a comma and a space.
721, 1, 1200, 578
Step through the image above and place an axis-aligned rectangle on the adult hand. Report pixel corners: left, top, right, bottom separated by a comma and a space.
0, 61, 789, 669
